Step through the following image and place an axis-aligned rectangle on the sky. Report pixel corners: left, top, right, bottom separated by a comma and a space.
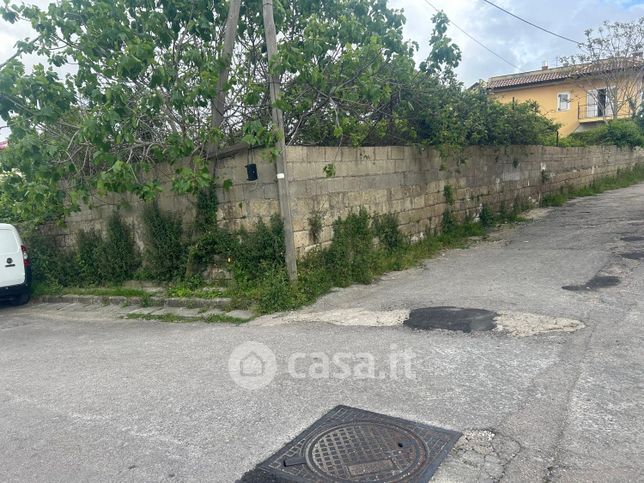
0, 0, 642, 103
391, 0, 644, 85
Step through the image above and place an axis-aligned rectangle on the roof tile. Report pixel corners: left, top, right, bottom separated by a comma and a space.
487, 58, 643, 90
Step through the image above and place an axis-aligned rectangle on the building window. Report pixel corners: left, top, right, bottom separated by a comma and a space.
587, 88, 615, 118
557, 92, 571, 111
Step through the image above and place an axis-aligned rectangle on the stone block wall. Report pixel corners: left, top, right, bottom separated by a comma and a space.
286, 145, 641, 255
61, 145, 643, 256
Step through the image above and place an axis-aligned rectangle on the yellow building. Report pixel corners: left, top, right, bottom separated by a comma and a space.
486, 59, 643, 137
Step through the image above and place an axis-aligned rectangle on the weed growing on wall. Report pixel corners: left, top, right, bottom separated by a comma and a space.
479, 204, 495, 228
497, 198, 532, 223
27, 234, 77, 291
100, 214, 141, 283
76, 229, 104, 285
441, 210, 456, 232
541, 165, 644, 207
443, 184, 455, 205
193, 182, 219, 236
141, 202, 185, 281
28, 213, 139, 291
185, 228, 236, 278
308, 213, 323, 244
233, 216, 286, 283
326, 209, 375, 286
373, 213, 407, 252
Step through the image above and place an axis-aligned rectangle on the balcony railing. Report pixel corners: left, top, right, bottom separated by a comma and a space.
578, 103, 630, 121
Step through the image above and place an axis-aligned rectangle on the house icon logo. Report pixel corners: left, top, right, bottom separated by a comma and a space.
228, 341, 277, 390
240, 351, 265, 377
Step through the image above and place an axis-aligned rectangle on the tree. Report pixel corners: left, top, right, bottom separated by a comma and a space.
0, 0, 558, 228
0, 0, 234, 227
419, 12, 462, 83
561, 18, 644, 120
255, 0, 419, 146
0, 0, 422, 225
408, 81, 558, 147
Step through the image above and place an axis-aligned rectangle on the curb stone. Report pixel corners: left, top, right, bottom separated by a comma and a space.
35, 294, 232, 310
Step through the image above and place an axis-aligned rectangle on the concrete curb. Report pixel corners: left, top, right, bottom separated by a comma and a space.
35, 294, 232, 310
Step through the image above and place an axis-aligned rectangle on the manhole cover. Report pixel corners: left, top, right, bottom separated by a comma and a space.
404, 307, 497, 333
563, 275, 621, 292
621, 236, 644, 242
622, 251, 644, 260
241, 406, 461, 482
306, 421, 426, 480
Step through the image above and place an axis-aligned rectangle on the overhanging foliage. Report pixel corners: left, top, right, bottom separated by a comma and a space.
0, 0, 558, 227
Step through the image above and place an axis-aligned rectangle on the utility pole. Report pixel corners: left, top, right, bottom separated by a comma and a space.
262, 0, 298, 280
212, 0, 242, 129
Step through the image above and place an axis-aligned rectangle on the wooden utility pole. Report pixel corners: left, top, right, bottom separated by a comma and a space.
212, 0, 242, 129
262, 0, 298, 281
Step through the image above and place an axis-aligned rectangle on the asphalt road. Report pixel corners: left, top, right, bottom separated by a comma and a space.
1, 184, 644, 482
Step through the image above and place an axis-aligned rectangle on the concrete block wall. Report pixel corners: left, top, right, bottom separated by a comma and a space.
286, 145, 642, 255
61, 145, 643, 256
63, 149, 280, 249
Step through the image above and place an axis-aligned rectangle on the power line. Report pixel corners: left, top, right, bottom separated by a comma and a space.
479, 0, 581, 44
421, 0, 519, 70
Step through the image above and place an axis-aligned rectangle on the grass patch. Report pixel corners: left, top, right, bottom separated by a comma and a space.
166, 284, 226, 299
33, 285, 152, 298
36, 282, 228, 301
61, 287, 152, 298
541, 164, 644, 207
541, 193, 567, 207
31, 282, 60, 297
125, 312, 248, 324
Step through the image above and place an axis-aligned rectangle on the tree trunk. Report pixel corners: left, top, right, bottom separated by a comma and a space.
212, 0, 242, 130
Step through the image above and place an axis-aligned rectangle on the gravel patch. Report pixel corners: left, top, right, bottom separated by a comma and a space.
494, 311, 585, 337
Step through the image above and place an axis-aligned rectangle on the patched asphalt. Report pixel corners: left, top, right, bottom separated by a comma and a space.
403, 307, 498, 332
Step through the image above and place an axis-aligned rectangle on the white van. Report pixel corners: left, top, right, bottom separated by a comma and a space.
0, 223, 31, 305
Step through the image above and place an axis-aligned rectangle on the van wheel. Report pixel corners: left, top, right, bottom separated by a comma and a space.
11, 293, 30, 306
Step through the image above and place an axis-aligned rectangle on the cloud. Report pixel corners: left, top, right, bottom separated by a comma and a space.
0, 0, 51, 69
391, 0, 643, 85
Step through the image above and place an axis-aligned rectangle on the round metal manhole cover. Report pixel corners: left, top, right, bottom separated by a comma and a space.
304, 421, 428, 482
